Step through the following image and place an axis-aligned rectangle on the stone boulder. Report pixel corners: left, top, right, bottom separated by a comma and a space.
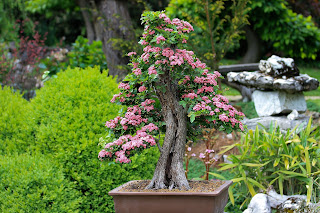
242, 115, 310, 132
259, 55, 299, 77
227, 71, 319, 93
252, 90, 307, 116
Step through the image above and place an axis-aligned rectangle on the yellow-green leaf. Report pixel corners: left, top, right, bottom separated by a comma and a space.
242, 163, 265, 167
247, 182, 256, 196
231, 177, 246, 183
208, 172, 226, 180
218, 164, 237, 171
284, 158, 289, 170
274, 158, 280, 167
228, 187, 235, 205
248, 178, 266, 190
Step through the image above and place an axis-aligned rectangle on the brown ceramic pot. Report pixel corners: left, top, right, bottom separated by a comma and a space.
109, 180, 232, 213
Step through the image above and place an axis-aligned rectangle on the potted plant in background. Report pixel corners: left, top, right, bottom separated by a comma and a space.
98, 11, 244, 213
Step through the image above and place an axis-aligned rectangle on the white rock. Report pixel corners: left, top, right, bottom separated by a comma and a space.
242, 194, 271, 213
287, 109, 299, 120
252, 90, 307, 116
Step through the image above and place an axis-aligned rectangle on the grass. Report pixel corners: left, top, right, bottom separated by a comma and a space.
235, 101, 258, 118
307, 99, 320, 112
300, 67, 320, 96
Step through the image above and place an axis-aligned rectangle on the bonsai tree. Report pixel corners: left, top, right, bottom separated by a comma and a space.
98, 11, 244, 190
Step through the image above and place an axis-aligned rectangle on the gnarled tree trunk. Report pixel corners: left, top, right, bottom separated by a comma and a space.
147, 70, 190, 190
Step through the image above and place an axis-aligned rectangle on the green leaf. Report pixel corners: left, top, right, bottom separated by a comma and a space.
190, 114, 196, 123
218, 163, 238, 171
228, 185, 235, 205
231, 177, 246, 183
208, 172, 226, 180
179, 100, 187, 108
247, 178, 266, 191
246, 181, 256, 196
242, 163, 266, 167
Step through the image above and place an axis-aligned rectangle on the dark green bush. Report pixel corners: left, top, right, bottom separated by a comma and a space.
30, 66, 159, 212
0, 86, 35, 154
0, 153, 82, 212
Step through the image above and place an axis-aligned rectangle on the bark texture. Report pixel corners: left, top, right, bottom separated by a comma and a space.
95, 0, 134, 80
78, 0, 96, 43
146, 71, 190, 190
241, 26, 262, 64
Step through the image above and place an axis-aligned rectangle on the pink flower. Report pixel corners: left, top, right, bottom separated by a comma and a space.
118, 82, 130, 90
219, 114, 229, 122
159, 13, 167, 19
191, 153, 196, 157
148, 66, 157, 75
127, 52, 136, 56
182, 93, 198, 99
156, 35, 166, 44
149, 30, 155, 35
140, 40, 149, 45
110, 93, 122, 103
133, 68, 142, 75
138, 86, 147, 92
199, 153, 206, 159
205, 149, 214, 153
187, 147, 192, 152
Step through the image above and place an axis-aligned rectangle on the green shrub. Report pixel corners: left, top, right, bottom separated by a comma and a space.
0, 153, 82, 212
42, 36, 107, 77
0, 86, 35, 154
30, 66, 159, 212
220, 119, 320, 208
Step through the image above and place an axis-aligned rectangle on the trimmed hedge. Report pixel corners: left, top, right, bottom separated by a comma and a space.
0, 86, 35, 154
0, 153, 82, 212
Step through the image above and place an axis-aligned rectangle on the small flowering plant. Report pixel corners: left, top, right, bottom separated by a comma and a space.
99, 11, 244, 190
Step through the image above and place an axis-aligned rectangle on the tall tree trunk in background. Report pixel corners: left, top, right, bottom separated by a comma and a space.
78, 0, 96, 43
241, 26, 262, 63
95, 0, 134, 80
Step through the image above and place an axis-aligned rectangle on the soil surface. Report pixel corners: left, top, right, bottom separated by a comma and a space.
119, 180, 225, 193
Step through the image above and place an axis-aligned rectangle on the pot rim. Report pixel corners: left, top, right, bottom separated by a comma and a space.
109, 180, 232, 197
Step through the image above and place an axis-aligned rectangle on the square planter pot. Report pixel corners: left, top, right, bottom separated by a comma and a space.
109, 180, 232, 213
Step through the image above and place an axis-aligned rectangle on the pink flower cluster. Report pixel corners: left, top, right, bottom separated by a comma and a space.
99, 128, 158, 163
148, 66, 157, 75
105, 116, 122, 128
182, 92, 198, 99
127, 52, 137, 56
144, 45, 161, 53
193, 102, 212, 111
156, 35, 166, 44
118, 82, 130, 90
105, 105, 150, 131
138, 86, 147, 92
120, 106, 148, 130
111, 92, 123, 103
133, 68, 142, 75
141, 99, 155, 112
